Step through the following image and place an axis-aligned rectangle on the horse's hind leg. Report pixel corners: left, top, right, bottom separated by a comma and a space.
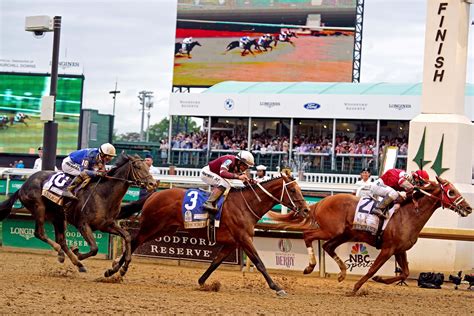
351, 248, 394, 294
302, 229, 333, 275
323, 234, 352, 282
100, 222, 132, 277
72, 223, 98, 261
198, 244, 236, 286
372, 251, 409, 285
52, 217, 86, 272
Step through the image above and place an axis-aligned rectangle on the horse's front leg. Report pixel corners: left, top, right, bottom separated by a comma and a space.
351, 248, 394, 294
372, 251, 409, 284
240, 236, 286, 296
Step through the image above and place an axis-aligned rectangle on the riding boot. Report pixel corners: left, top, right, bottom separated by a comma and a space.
372, 196, 395, 219
203, 186, 226, 215
61, 176, 84, 200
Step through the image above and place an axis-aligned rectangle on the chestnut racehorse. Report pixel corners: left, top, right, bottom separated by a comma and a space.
269, 177, 472, 294
107, 174, 309, 296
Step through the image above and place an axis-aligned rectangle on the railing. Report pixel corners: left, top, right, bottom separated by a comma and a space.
167, 148, 408, 175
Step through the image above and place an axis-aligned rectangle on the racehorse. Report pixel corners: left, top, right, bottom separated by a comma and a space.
259, 36, 275, 51
175, 41, 201, 58
0, 115, 9, 129
9, 114, 30, 126
0, 154, 156, 272
268, 177, 472, 294
107, 174, 309, 296
274, 31, 298, 47
225, 39, 260, 56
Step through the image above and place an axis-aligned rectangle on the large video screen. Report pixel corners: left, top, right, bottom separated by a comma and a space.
0, 73, 83, 155
173, 0, 356, 87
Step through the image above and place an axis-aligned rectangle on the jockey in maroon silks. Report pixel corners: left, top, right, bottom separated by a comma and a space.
200, 150, 255, 214
371, 168, 430, 219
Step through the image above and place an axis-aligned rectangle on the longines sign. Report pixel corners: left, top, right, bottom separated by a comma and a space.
129, 229, 240, 265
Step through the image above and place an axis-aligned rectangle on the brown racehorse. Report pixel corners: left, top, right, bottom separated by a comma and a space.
107, 174, 309, 296
269, 177, 472, 294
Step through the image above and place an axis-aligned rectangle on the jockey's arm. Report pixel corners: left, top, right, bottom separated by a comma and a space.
398, 178, 414, 193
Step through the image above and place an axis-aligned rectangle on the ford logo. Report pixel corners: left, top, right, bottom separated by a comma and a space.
304, 103, 321, 110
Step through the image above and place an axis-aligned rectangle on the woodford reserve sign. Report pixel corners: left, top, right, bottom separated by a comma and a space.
126, 226, 240, 265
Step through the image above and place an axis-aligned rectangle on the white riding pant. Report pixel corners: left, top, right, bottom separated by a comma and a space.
61, 156, 81, 176
200, 166, 231, 190
369, 180, 399, 200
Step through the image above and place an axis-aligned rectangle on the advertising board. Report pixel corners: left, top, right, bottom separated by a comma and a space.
0, 72, 83, 155
2, 218, 109, 255
173, 0, 356, 87
130, 229, 240, 265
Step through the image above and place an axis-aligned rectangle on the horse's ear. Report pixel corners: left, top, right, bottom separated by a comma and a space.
435, 176, 444, 184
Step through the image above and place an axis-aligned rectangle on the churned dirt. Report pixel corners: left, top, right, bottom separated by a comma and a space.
0, 248, 473, 315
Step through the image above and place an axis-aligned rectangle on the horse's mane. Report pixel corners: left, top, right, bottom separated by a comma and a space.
107, 154, 136, 176
231, 175, 292, 192
399, 181, 439, 208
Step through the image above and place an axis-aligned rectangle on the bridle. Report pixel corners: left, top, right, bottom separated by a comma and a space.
415, 181, 465, 212
104, 157, 153, 188
240, 178, 306, 219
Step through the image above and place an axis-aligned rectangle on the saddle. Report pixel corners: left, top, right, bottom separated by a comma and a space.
42, 172, 73, 206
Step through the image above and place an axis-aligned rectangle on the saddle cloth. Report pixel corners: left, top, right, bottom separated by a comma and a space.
352, 197, 396, 235
182, 189, 224, 229
42, 172, 73, 206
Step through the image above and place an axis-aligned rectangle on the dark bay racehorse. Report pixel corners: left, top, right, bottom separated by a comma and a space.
269, 177, 472, 294
175, 41, 201, 58
260, 36, 275, 51
274, 31, 298, 47
0, 115, 9, 129
107, 175, 309, 296
0, 154, 156, 272
225, 39, 260, 56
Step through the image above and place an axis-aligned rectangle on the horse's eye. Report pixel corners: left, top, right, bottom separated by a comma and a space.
447, 190, 456, 199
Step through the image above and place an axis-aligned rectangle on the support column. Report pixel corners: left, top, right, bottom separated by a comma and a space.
407, 0, 473, 272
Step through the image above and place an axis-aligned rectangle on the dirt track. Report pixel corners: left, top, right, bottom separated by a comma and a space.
1, 248, 473, 314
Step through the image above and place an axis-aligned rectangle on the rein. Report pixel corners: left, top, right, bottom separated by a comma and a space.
416, 182, 463, 210
103, 158, 150, 187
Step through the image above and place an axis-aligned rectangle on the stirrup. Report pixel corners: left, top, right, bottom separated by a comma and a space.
372, 208, 388, 219
62, 190, 78, 200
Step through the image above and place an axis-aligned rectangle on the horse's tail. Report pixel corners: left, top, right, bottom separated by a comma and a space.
266, 210, 317, 231
0, 191, 20, 221
117, 193, 154, 220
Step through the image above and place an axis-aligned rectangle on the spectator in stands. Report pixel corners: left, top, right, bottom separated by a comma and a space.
355, 167, 372, 198
33, 146, 43, 170
255, 165, 271, 183
160, 140, 169, 165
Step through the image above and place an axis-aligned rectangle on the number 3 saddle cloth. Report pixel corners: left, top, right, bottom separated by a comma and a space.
182, 189, 225, 229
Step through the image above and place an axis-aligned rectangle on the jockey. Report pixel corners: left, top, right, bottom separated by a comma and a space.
182, 36, 193, 51
258, 34, 267, 46
371, 168, 429, 219
255, 164, 271, 183
239, 36, 251, 48
200, 150, 255, 213
14, 112, 25, 122
61, 143, 116, 200
279, 30, 289, 41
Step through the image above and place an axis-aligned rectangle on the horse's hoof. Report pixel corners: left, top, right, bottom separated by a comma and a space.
338, 273, 346, 282
303, 265, 315, 275
372, 276, 382, 283
119, 268, 127, 277
104, 269, 114, 278
78, 266, 87, 273
57, 254, 65, 264
276, 290, 288, 297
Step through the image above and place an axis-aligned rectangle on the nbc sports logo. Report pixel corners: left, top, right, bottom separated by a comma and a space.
344, 243, 374, 271
224, 98, 234, 110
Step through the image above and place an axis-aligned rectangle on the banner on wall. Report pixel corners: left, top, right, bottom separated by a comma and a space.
324, 242, 396, 276
252, 236, 319, 272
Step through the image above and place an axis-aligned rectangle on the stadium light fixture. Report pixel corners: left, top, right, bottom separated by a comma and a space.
25, 15, 62, 171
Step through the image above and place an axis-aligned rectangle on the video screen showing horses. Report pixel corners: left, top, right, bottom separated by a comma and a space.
0, 73, 83, 154
173, 0, 356, 87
